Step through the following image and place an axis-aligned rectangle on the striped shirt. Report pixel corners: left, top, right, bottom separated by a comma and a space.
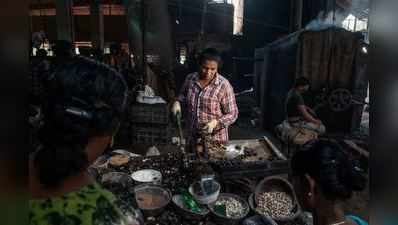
178, 72, 238, 144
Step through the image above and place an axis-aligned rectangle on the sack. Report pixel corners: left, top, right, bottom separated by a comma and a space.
275, 120, 318, 145
291, 128, 318, 145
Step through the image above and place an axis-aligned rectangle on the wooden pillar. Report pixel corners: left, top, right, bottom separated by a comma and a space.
90, 0, 104, 50
125, 0, 143, 69
290, 0, 303, 32
147, 0, 174, 71
55, 0, 74, 42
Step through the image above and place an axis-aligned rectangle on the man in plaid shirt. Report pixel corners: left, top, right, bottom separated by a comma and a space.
172, 48, 238, 145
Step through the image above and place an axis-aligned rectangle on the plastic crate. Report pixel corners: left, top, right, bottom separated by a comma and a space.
130, 103, 169, 125
131, 124, 171, 144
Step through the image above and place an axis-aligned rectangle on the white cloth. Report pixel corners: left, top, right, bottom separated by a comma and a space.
275, 120, 321, 146
136, 86, 166, 104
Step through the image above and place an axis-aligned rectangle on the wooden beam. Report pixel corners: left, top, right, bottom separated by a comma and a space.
262, 136, 287, 160
343, 139, 369, 158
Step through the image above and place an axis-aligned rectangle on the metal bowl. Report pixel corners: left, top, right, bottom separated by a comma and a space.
254, 176, 302, 222
101, 172, 133, 187
248, 194, 278, 225
134, 184, 171, 217
101, 172, 134, 194
208, 193, 250, 225
172, 195, 210, 220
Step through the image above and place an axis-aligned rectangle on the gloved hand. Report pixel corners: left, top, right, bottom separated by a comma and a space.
203, 119, 218, 134
171, 101, 181, 115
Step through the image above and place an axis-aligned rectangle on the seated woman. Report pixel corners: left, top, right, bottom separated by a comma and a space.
29, 57, 136, 225
285, 77, 325, 134
291, 139, 368, 225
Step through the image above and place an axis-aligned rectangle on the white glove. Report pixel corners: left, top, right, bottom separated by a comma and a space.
203, 119, 218, 134
171, 101, 181, 115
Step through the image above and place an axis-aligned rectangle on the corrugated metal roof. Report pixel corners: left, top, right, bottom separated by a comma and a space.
337, 0, 369, 20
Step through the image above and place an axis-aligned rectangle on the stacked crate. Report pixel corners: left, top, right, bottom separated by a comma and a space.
130, 103, 171, 145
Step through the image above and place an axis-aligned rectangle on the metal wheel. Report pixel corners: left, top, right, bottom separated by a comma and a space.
328, 88, 352, 112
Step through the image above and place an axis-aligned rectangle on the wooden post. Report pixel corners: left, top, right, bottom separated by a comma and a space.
263, 136, 287, 160
125, 0, 143, 70
141, 0, 147, 82
90, 0, 104, 50
55, 0, 74, 42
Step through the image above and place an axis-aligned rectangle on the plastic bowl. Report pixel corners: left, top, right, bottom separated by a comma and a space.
134, 184, 171, 217
131, 169, 162, 185
208, 193, 250, 225
189, 180, 220, 205
172, 195, 210, 220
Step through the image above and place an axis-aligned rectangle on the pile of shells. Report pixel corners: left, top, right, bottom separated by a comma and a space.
215, 197, 245, 218
256, 191, 294, 219
196, 132, 227, 160
207, 142, 227, 159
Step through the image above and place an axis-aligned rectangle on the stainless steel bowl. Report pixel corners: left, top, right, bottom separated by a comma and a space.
134, 184, 171, 217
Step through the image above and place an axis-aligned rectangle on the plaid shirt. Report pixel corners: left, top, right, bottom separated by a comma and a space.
178, 72, 238, 144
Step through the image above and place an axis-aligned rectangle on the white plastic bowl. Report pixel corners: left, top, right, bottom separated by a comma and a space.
131, 169, 162, 185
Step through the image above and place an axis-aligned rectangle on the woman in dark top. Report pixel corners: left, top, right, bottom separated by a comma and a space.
29, 57, 137, 225
285, 77, 325, 134
291, 139, 368, 225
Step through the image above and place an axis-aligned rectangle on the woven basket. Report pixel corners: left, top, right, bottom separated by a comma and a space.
254, 176, 301, 222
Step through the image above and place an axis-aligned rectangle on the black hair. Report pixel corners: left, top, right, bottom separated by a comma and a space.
294, 77, 310, 88
37, 49, 48, 58
34, 56, 128, 188
79, 46, 92, 57
198, 48, 222, 65
291, 139, 367, 201
54, 40, 73, 58
110, 43, 122, 54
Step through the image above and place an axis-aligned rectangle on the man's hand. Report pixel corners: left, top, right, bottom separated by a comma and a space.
171, 101, 181, 115
203, 119, 218, 134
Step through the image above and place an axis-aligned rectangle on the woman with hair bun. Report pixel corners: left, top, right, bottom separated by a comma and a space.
291, 139, 368, 225
29, 57, 136, 225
